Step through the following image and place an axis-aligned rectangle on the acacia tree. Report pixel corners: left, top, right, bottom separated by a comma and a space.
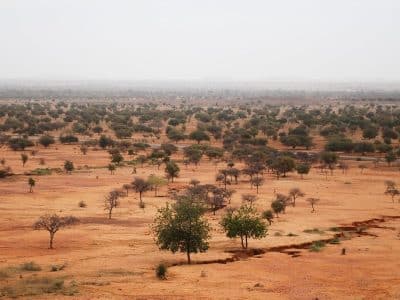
296, 163, 310, 179
217, 169, 230, 190
28, 177, 35, 193
39, 135, 55, 148
206, 186, 227, 215
153, 197, 211, 264
189, 130, 210, 144
271, 156, 295, 178
320, 152, 338, 175
306, 197, 320, 213
242, 194, 257, 206
104, 190, 120, 219
384, 181, 400, 202
132, 177, 151, 206
33, 214, 79, 249
262, 210, 274, 225
271, 199, 285, 217
122, 183, 132, 196
108, 163, 116, 175
64, 160, 74, 174
165, 161, 180, 182
358, 164, 367, 174
338, 161, 349, 174
147, 174, 167, 196
289, 188, 305, 207
220, 205, 267, 249
251, 176, 264, 194
385, 151, 396, 166
21, 153, 28, 167
276, 193, 291, 213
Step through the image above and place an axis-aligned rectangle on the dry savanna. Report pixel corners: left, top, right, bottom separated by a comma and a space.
1, 99, 400, 299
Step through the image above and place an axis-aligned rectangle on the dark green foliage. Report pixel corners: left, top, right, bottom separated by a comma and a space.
153, 198, 211, 264
8, 137, 34, 151
155, 263, 167, 279
165, 160, 180, 182
221, 205, 267, 249
39, 135, 55, 148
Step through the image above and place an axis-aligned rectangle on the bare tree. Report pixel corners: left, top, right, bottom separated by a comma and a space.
242, 194, 257, 206
385, 188, 400, 202
104, 190, 121, 219
289, 188, 305, 207
338, 161, 349, 174
217, 169, 230, 190
33, 214, 79, 249
122, 183, 132, 196
306, 198, 320, 213
358, 164, 367, 174
384, 180, 399, 202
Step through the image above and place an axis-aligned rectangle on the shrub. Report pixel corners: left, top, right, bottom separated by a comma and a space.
50, 263, 66, 272
78, 201, 87, 208
309, 241, 326, 252
303, 228, 324, 234
155, 263, 167, 279
20, 261, 42, 271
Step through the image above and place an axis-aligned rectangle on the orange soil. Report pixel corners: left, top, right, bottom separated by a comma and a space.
1, 144, 400, 299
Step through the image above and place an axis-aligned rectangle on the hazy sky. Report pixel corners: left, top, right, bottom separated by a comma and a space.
1, 0, 399, 81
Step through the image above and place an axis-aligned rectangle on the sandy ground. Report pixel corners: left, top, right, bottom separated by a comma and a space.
1, 144, 400, 299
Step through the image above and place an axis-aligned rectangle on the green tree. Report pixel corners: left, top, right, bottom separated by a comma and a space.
296, 163, 310, 179
108, 163, 116, 174
21, 153, 28, 167
111, 151, 124, 165
132, 177, 151, 206
289, 187, 305, 207
148, 174, 167, 196
189, 130, 210, 144
250, 176, 264, 194
271, 156, 295, 178
39, 135, 55, 148
99, 135, 114, 149
385, 151, 396, 166
28, 177, 35, 193
165, 161, 180, 182
64, 160, 74, 174
262, 210, 274, 225
320, 151, 338, 175
220, 205, 267, 249
271, 199, 285, 217
153, 198, 211, 264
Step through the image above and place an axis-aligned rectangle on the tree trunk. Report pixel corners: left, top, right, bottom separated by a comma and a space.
186, 249, 191, 264
245, 235, 248, 249
240, 236, 245, 249
108, 208, 112, 219
49, 232, 55, 249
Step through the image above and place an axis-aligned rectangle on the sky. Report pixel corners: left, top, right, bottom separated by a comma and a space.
1, 0, 399, 82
